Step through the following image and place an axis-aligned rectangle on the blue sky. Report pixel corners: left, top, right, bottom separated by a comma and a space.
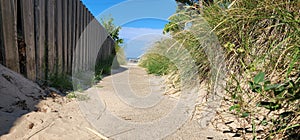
81, 0, 177, 58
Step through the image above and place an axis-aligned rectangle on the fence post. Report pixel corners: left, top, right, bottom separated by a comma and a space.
73, 0, 80, 74
67, 0, 72, 74
56, 0, 63, 74
86, 9, 92, 70
82, 6, 86, 71
22, 0, 36, 80
0, 0, 19, 73
0, 1, 5, 65
71, 0, 76, 74
63, 0, 68, 74
34, 0, 46, 82
46, 0, 56, 77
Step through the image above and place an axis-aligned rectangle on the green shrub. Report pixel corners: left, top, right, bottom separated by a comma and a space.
139, 53, 172, 75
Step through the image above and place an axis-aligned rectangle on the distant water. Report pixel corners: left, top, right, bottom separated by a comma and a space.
126, 57, 139, 60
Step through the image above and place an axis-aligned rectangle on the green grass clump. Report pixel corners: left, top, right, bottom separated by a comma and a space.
66, 91, 76, 99
66, 91, 90, 101
142, 0, 299, 139
139, 54, 172, 75
48, 73, 73, 91
202, 1, 299, 139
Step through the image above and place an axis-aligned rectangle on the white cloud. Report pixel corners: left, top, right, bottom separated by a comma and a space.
119, 27, 172, 58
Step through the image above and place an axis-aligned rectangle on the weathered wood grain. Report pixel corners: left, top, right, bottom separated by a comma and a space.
0, 1, 5, 65
0, 0, 19, 73
56, 0, 63, 74
0, 0, 115, 83
47, 0, 56, 74
67, 0, 72, 74
62, 0, 68, 73
22, 0, 36, 80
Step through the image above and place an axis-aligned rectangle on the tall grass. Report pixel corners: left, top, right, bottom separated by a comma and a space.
140, 0, 299, 139
139, 53, 172, 75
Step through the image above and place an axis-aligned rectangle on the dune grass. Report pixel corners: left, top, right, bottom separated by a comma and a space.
140, 0, 299, 139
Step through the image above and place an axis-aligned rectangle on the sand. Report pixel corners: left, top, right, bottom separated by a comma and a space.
0, 64, 232, 140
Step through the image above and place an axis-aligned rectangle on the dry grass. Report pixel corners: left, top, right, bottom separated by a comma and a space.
140, 0, 299, 139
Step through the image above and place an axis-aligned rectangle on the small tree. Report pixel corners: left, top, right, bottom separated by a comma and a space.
100, 16, 123, 45
100, 16, 127, 65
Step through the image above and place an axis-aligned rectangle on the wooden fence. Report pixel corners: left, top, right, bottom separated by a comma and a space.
0, 0, 115, 83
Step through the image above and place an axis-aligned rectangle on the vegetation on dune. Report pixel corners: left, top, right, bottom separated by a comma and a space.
139, 39, 178, 76
139, 53, 171, 75
140, 0, 299, 139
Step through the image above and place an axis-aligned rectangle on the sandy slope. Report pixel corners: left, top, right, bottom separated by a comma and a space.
1, 64, 231, 140
0, 64, 46, 136
1, 97, 97, 140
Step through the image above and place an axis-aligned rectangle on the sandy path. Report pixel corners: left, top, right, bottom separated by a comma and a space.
77, 63, 230, 139
1, 64, 231, 140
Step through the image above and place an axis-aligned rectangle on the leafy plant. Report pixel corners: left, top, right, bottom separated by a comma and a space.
248, 72, 300, 139
101, 16, 123, 45
66, 92, 76, 99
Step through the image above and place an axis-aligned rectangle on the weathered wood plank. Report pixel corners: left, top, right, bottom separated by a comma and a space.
0, 0, 19, 72
90, 17, 95, 69
73, 0, 80, 73
63, 0, 68, 73
89, 12, 94, 70
90, 13, 95, 70
47, 0, 56, 74
34, 0, 46, 82
80, 1, 84, 71
67, 0, 72, 74
44, 0, 49, 81
85, 11, 89, 70
0, 1, 5, 65
97, 22, 103, 65
75, 1, 81, 73
94, 18, 100, 69
88, 10, 91, 70
70, 0, 76, 74
56, 0, 63, 74
94, 22, 101, 67
82, 6, 86, 71
84, 7, 88, 71
90, 15, 94, 69
22, 0, 36, 80
87, 10, 90, 70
